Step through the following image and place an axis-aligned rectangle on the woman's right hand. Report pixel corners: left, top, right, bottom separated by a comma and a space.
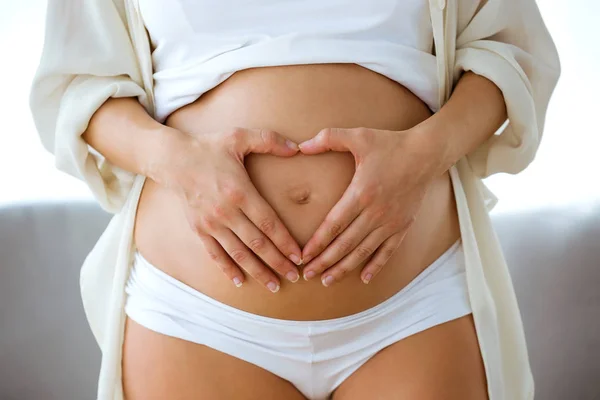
151, 127, 303, 293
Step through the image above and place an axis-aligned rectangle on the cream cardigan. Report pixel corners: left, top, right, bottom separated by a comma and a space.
30, 0, 560, 399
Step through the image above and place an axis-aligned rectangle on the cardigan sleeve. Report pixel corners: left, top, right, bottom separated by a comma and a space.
29, 0, 150, 213
453, 0, 561, 178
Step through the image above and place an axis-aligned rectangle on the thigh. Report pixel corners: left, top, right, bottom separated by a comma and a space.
332, 314, 488, 400
122, 318, 307, 400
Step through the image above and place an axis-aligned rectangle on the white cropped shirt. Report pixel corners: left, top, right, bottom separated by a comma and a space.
139, 0, 440, 122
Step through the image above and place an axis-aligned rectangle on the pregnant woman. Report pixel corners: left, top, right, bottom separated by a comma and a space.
30, 1, 560, 399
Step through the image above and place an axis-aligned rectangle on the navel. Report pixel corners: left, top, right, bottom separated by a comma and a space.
286, 185, 312, 205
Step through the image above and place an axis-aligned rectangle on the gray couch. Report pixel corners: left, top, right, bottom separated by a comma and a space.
1, 201, 599, 400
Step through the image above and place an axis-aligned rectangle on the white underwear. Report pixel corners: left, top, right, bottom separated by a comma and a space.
124, 240, 471, 400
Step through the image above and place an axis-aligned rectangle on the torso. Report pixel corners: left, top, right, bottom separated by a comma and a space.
133, 63, 460, 320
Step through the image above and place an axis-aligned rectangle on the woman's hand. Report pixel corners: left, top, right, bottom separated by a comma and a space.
298, 127, 443, 286
152, 127, 304, 293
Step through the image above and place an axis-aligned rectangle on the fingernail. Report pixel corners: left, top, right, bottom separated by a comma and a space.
362, 273, 373, 285
286, 271, 300, 283
233, 277, 243, 287
322, 275, 335, 287
267, 281, 280, 293
303, 270, 316, 281
289, 254, 303, 266
286, 140, 298, 150
302, 255, 312, 264
299, 138, 313, 147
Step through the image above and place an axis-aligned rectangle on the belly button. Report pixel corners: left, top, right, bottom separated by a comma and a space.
287, 186, 312, 205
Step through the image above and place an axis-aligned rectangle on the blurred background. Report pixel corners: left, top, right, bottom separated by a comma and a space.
1, 1, 599, 400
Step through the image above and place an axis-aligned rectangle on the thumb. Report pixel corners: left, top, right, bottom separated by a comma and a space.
240, 128, 299, 156
298, 128, 352, 155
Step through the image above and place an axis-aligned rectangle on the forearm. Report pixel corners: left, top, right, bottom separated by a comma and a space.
413, 71, 507, 176
82, 97, 177, 181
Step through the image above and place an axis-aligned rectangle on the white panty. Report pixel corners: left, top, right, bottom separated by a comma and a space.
125, 240, 471, 400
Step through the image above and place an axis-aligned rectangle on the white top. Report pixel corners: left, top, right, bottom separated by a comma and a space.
29, 0, 561, 398
139, 0, 439, 122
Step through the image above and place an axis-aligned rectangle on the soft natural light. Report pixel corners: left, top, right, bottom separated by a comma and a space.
1, 1, 598, 214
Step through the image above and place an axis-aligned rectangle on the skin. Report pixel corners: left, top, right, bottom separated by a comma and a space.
331, 315, 488, 400
85, 63, 503, 399
130, 64, 459, 321
299, 71, 508, 286
84, 101, 304, 292
123, 318, 307, 400
123, 315, 487, 400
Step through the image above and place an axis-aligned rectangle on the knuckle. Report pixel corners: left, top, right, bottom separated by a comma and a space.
354, 127, 366, 136
218, 263, 236, 277
316, 241, 328, 254
397, 216, 415, 232
337, 239, 354, 254
185, 190, 203, 207
357, 127, 374, 143
248, 236, 267, 253
230, 249, 248, 264
314, 261, 328, 273
199, 215, 216, 231
318, 128, 331, 143
347, 187, 364, 205
206, 248, 221, 262
230, 128, 246, 142
371, 259, 386, 272
359, 185, 379, 206
328, 221, 343, 238
211, 203, 228, 219
257, 218, 277, 236
390, 220, 404, 231
270, 258, 287, 273
252, 269, 271, 283
222, 185, 246, 205
260, 129, 278, 147
356, 245, 374, 259
383, 246, 396, 260
189, 220, 203, 236
336, 264, 353, 277
369, 204, 387, 220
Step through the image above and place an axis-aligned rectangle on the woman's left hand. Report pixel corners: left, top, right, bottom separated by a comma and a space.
298, 127, 443, 286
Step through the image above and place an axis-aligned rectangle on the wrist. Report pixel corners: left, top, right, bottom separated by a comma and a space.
138, 125, 190, 184
403, 122, 453, 178
406, 72, 507, 177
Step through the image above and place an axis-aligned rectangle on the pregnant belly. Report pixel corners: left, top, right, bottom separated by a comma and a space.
134, 64, 460, 320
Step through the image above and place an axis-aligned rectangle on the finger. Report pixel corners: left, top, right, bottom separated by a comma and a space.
319, 227, 390, 286
231, 128, 299, 157
360, 232, 405, 284
298, 127, 356, 154
214, 229, 282, 293
301, 212, 373, 282
301, 184, 362, 264
240, 183, 303, 266
229, 211, 300, 283
197, 234, 246, 288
